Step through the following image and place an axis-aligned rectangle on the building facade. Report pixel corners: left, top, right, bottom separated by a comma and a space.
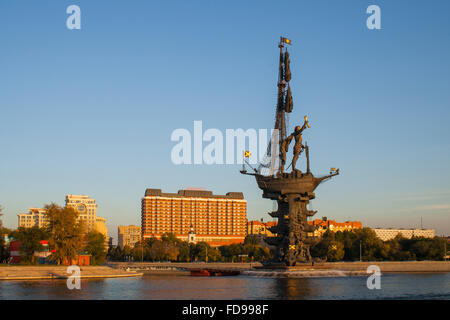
118, 225, 141, 249
65, 195, 108, 237
247, 220, 277, 237
372, 228, 435, 241
309, 219, 362, 237
95, 216, 108, 238
247, 218, 362, 238
141, 189, 247, 246
17, 208, 49, 228
9, 240, 50, 264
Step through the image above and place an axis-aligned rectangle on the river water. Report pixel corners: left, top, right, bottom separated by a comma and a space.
1, 273, 449, 300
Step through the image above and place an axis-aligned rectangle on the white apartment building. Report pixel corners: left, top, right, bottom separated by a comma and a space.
118, 225, 141, 249
372, 228, 435, 241
17, 208, 49, 228
65, 195, 107, 237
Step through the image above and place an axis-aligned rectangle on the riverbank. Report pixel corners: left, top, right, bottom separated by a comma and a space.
309, 261, 450, 273
2, 261, 447, 281
109, 261, 450, 274
0, 265, 143, 280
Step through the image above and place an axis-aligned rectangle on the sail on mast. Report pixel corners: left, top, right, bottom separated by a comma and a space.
258, 37, 293, 176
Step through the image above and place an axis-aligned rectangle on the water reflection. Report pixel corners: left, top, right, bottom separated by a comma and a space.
272, 278, 314, 299
0, 273, 449, 300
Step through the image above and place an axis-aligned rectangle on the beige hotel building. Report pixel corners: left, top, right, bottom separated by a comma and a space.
17, 195, 108, 247
18, 208, 49, 228
118, 225, 141, 249
65, 195, 108, 239
141, 188, 247, 246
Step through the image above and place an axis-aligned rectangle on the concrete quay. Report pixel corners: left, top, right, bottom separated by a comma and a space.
109, 261, 450, 274
0, 265, 143, 280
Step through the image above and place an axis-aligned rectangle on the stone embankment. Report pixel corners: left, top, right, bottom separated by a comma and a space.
109, 261, 450, 273
0, 265, 143, 280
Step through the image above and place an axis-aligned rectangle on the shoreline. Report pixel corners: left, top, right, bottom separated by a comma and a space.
0, 265, 143, 281
110, 260, 450, 274
1, 261, 449, 280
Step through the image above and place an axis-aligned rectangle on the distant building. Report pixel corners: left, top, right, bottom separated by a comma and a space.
108, 237, 114, 250
118, 225, 141, 249
187, 225, 196, 243
309, 218, 362, 237
95, 216, 108, 238
62, 254, 91, 266
372, 228, 435, 241
65, 195, 108, 238
9, 240, 91, 265
141, 188, 247, 246
17, 208, 49, 228
247, 218, 362, 238
9, 240, 51, 264
247, 220, 277, 237
65, 195, 98, 232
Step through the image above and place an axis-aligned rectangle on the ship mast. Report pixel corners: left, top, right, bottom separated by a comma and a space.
275, 36, 292, 174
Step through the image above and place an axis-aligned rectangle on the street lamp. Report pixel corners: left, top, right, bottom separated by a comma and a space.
360, 240, 362, 262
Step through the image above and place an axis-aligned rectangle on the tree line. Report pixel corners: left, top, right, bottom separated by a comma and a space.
107, 234, 271, 263
311, 227, 448, 262
1, 203, 447, 264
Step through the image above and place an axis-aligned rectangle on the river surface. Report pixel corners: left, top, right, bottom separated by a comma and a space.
1, 273, 449, 300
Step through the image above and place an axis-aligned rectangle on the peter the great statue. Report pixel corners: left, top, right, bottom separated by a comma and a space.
241, 37, 339, 266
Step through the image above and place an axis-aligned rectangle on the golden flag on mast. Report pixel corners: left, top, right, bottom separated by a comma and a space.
281, 37, 292, 45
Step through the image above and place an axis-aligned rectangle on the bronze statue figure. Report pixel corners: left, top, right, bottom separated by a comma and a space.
279, 135, 292, 173
288, 118, 309, 172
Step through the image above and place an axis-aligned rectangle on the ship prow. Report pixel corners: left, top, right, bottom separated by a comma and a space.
253, 170, 339, 199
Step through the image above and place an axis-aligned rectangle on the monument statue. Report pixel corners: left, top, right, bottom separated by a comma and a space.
285, 116, 309, 172
240, 37, 339, 266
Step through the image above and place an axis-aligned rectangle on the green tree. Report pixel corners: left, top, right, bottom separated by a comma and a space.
177, 242, 191, 262
123, 245, 133, 261
353, 228, 385, 261
219, 243, 244, 262
409, 237, 446, 260
44, 203, 84, 265
192, 242, 218, 262
0, 205, 11, 263
161, 232, 181, 245
9, 227, 49, 264
244, 235, 260, 246
84, 231, 106, 265
107, 245, 124, 261
311, 230, 334, 260
326, 240, 345, 262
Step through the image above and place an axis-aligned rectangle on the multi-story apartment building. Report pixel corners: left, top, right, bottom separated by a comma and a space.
372, 228, 435, 241
141, 188, 247, 246
247, 218, 362, 238
65, 195, 108, 238
17, 208, 49, 228
247, 220, 277, 237
309, 219, 362, 237
118, 225, 141, 249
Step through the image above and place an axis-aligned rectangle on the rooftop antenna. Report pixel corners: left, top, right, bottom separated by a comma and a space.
421, 217, 423, 229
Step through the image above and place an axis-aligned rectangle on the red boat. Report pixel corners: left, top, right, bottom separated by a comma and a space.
190, 268, 211, 276
190, 268, 240, 277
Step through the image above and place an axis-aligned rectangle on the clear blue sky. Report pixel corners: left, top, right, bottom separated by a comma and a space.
1, 0, 450, 240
